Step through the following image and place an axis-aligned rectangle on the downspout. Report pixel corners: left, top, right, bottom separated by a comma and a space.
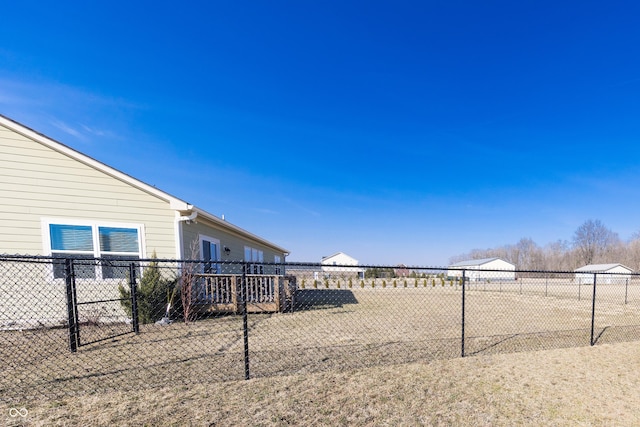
176, 210, 198, 259
163, 210, 198, 325
282, 252, 290, 275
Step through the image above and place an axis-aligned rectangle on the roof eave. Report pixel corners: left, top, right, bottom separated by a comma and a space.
193, 207, 289, 255
1, 114, 290, 256
0, 114, 191, 208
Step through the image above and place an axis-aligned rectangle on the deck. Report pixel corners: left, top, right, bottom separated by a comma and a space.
194, 274, 297, 313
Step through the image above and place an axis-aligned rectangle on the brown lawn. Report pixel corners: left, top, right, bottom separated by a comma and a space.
3, 284, 640, 425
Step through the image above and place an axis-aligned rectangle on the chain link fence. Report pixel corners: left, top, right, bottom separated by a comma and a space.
2, 255, 640, 405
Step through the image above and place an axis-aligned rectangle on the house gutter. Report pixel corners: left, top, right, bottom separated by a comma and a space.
178, 210, 198, 222
174, 206, 197, 259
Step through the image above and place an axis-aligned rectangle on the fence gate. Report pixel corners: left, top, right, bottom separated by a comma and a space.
64, 259, 139, 352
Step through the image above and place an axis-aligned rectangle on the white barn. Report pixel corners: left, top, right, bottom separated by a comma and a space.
321, 252, 365, 279
574, 263, 633, 285
447, 258, 516, 282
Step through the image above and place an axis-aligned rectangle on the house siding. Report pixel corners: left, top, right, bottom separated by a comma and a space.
322, 253, 358, 266
1, 116, 290, 327
182, 219, 285, 273
320, 252, 365, 278
483, 259, 515, 271
0, 124, 177, 258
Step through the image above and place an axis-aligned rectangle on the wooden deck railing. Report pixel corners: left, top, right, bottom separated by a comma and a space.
194, 274, 296, 313
202, 274, 237, 304
244, 275, 276, 303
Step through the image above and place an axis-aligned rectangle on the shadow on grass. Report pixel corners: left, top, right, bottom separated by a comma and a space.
293, 289, 359, 311
591, 324, 640, 345
592, 326, 609, 345
465, 328, 594, 356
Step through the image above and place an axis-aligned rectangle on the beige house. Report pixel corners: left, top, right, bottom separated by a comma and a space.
0, 115, 289, 326
0, 114, 288, 267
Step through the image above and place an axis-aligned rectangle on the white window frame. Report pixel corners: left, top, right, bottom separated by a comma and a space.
244, 246, 264, 274
274, 255, 282, 275
199, 235, 221, 274
42, 218, 145, 280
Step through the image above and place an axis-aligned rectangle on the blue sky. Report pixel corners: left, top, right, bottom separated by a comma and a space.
2, 1, 640, 266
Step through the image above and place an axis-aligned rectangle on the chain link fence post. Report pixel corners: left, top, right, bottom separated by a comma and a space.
578, 278, 581, 301
129, 262, 140, 334
625, 278, 629, 305
242, 261, 250, 380
461, 269, 466, 357
64, 258, 79, 353
590, 273, 597, 346
545, 272, 548, 297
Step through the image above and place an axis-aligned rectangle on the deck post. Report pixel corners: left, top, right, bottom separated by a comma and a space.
232, 275, 238, 313
289, 276, 296, 313
274, 275, 281, 311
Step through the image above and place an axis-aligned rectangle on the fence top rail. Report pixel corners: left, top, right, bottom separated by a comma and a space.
446, 267, 640, 276
1, 254, 640, 277
194, 273, 280, 278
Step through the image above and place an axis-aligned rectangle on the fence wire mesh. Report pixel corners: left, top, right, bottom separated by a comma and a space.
2, 255, 640, 405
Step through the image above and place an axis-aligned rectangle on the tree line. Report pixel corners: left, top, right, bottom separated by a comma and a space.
449, 219, 640, 272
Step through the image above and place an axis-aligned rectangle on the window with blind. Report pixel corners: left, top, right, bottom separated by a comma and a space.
48, 222, 142, 279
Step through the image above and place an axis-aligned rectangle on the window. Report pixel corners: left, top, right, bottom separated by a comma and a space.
98, 227, 141, 278
274, 255, 282, 275
50, 224, 96, 279
244, 246, 264, 274
46, 221, 143, 279
200, 236, 220, 274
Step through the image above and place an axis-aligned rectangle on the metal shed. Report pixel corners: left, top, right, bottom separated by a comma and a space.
574, 263, 633, 285
447, 257, 516, 282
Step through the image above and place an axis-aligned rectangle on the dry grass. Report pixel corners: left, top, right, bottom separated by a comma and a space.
3, 285, 640, 425
3, 341, 640, 426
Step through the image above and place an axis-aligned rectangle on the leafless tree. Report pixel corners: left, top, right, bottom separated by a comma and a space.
180, 240, 200, 324
572, 219, 620, 265
450, 219, 636, 272
624, 232, 640, 271
514, 238, 543, 270
541, 239, 574, 271
449, 238, 542, 270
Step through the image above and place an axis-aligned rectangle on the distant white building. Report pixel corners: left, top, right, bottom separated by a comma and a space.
574, 263, 633, 285
321, 252, 365, 279
447, 258, 516, 282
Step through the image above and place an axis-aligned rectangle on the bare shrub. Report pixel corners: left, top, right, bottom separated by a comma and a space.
180, 242, 200, 324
